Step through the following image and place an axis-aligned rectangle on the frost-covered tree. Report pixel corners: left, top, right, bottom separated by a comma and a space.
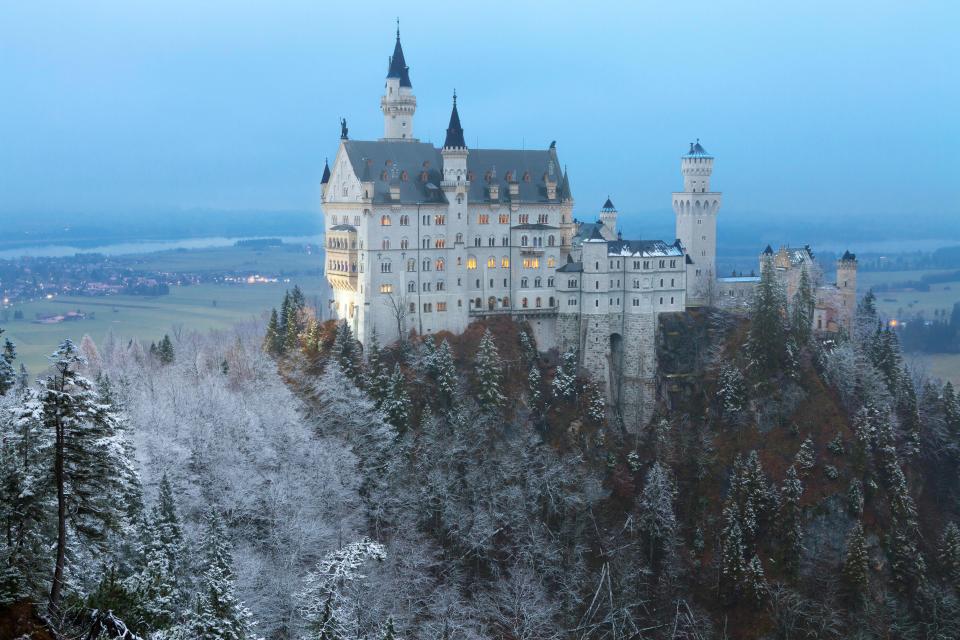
157, 335, 175, 366
939, 522, 960, 585
364, 332, 391, 407
263, 308, 282, 355
473, 330, 504, 410
585, 378, 605, 423
181, 510, 258, 640
0, 329, 16, 395
332, 320, 361, 380
382, 364, 411, 432
778, 465, 803, 576
794, 437, 816, 477
527, 364, 542, 407
842, 522, 869, 599
552, 349, 578, 402
427, 339, 458, 403
297, 538, 387, 640
40, 340, 137, 622
744, 555, 767, 606
720, 503, 747, 601
717, 362, 746, 420
637, 462, 677, 566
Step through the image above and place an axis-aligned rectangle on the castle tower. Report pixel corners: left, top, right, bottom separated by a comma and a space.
558, 165, 575, 255
836, 250, 858, 332
673, 140, 721, 306
599, 197, 617, 240
380, 25, 417, 141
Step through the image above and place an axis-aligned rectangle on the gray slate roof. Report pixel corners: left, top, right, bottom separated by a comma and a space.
341, 140, 565, 205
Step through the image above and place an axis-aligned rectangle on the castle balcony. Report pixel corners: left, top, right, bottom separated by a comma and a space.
519, 247, 545, 256
469, 306, 558, 319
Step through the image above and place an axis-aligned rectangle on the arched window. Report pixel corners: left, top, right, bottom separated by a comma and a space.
467, 257, 477, 270
381, 239, 390, 250
400, 238, 409, 249
503, 296, 510, 307
521, 277, 529, 288
407, 281, 416, 292
475, 297, 482, 308
381, 214, 391, 226
547, 257, 556, 268
455, 233, 463, 243
422, 259, 431, 271
521, 235, 529, 247
535, 297, 542, 308
407, 259, 416, 272
488, 236, 495, 247
501, 257, 510, 268
522, 297, 529, 308
548, 235, 555, 246
549, 296, 555, 307
487, 257, 496, 268
534, 277, 542, 287
436, 258, 445, 271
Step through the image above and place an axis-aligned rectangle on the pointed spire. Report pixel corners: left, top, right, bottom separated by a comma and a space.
559, 166, 572, 201
443, 90, 466, 149
386, 21, 412, 88
321, 158, 331, 184
602, 196, 616, 211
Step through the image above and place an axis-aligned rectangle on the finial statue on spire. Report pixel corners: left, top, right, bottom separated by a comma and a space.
453, 89, 457, 106
340, 118, 348, 140
396, 17, 400, 39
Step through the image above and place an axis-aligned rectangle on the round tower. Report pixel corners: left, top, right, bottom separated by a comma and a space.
836, 250, 858, 332
681, 140, 714, 193
380, 25, 417, 141
599, 197, 617, 240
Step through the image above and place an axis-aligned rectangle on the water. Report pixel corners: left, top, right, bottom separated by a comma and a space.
0, 234, 325, 260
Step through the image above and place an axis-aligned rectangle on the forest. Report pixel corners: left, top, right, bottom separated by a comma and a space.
2, 257, 960, 639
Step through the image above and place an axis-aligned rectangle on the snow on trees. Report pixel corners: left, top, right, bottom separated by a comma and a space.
551, 349, 577, 402
473, 330, 504, 410
747, 256, 791, 383
637, 462, 678, 566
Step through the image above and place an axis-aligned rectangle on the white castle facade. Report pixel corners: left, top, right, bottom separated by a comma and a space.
321, 30, 857, 427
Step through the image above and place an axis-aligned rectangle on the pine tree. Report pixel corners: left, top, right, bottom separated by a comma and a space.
791, 266, 815, 344
332, 320, 360, 380
585, 379, 605, 423
842, 522, 869, 599
552, 349, 578, 402
896, 367, 921, 457
938, 522, 960, 585
181, 510, 257, 640
473, 330, 504, 410
747, 256, 790, 382
778, 465, 804, 576
158, 335, 175, 365
744, 555, 767, 606
720, 503, 747, 601
381, 616, 398, 640
717, 362, 746, 420
364, 333, 390, 408
263, 308, 282, 355
428, 340, 458, 403
41, 340, 138, 622
637, 462, 678, 567
794, 437, 816, 477
528, 364, 542, 406
284, 307, 302, 354
0, 330, 16, 395
381, 364, 410, 432
277, 291, 292, 354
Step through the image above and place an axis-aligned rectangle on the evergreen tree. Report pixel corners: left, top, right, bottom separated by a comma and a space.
842, 522, 869, 600
717, 362, 747, 420
637, 462, 678, 567
747, 256, 790, 382
41, 340, 138, 622
381, 364, 410, 432
585, 378, 605, 423
158, 335, 175, 365
794, 437, 816, 477
473, 330, 504, 410
364, 333, 390, 408
779, 465, 804, 576
552, 349, 578, 402
277, 291, 292, 354
528, 364, 542, 406
381, 616, 398, 640
263, 308, 282, 355
744, 555, 767, 606
427, 339, 458, 403
720, 503, 747, 602
896, 367, 922, 458
181, 510, 257, 640
938, 522, 960, 586
284, 307, 302, 354
0, 330, 16, 395
791, 266, 815, 344
332, 320, 360, 380
888, 522, 927, 593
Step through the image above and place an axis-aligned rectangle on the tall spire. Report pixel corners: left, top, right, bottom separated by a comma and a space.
386, 21, 412, 88
559, 166, 572, 200
443, 91, 466, 149
321, 158, 331, 184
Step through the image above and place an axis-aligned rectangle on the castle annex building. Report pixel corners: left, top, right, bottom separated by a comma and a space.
321, 29, 857, 427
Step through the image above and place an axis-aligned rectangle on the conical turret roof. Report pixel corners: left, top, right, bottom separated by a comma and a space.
602, 197, 616, 211
321, 158, 331, 184
386, 28, 412, 88
443, 93, 466, 149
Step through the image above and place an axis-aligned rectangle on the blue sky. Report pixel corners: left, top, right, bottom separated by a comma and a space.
1, 1, 957, 241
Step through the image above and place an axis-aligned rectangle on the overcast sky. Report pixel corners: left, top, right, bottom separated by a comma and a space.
1, 1, 957, 237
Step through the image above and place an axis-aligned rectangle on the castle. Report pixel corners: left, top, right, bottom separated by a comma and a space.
321, 29, 857, 428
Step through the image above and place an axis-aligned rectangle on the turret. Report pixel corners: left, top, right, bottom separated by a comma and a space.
599, 197, 617, 240
673, 140, 722, 306
441, 92, 468, 184
682, 139, 714, 193
380, 25, 417, 141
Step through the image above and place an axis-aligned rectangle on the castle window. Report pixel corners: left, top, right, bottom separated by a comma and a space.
456, 233, 463, 243
659, 297, 664, 304
535, 277, 542, 287
488, 236, 496, 247
660, 279, 664, 287
670, 260, 677, 268
633, 298, 639, 307
670, 296, 675, 304
487, 257, 496, 268
548, 277, 554, 287
536, 297, 542, 308
381, 239, 390, 250
423, 303, 432, 313
422, 215, 430, 225
568, 279, 577, 288
435, 239, 446, 248
380, 261, 392, 273
671, 278, 675, 287
519, 214, 529, 224
435, 215, 446, 225
501, 257, 510, 268
467, 257, 477, 270
478, 214, 490, 224
522, 297, 528, 308
400, 238, 409, 249
595, 262, 599, 270
407, 259, 416, 272
548, 235, 555, 247
437, 302, 447, 312
422, 259, 431, 271
503, 297, 510, 307
437, 280, 445, 291
595, 300, 599, 307
400, 215, 409, 225
422, 238, 430, 249
380, 284, 393, 293
409, 302, 416, 313
381, 215, 391, 226
643, 260, 650, 269
489, 278, 494, 288
504, 278, 508, 287
343, 186, 348, 196
659, 260, 665, 268
407, 281, 416, 292
499, 213, 510, 224
549, 296, 555, 307
521, 277, 528, 288
538, 214, 548, 224
422, 282, 431, 292
436, 259, 445, 271
521, 235, 529, 247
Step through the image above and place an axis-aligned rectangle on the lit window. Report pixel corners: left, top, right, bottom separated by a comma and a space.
467, 257, 477, 270
381, 215, 391, 226
547, 257, 555, 268
487, 257, 496, 268
501, 257, 510, 268
379, 284, 393, 293
499, 213, 510, 224
478, 214, 490, 224
437, 302, 447, 312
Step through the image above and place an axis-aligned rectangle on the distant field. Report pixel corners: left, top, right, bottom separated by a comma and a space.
131, 244, 323, 274
1, 278, 328, 376
858, 269, 960, 320
906, 353, 960, 388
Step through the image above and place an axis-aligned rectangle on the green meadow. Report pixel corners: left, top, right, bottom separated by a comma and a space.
857, 269, 960, 320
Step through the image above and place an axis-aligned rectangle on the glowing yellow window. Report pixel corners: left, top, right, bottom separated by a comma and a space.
501, 257, 510, 268
379, 284, 393, 293
547, 257, 556, 268
487, 257, 496, 268
467, 257, 477, 270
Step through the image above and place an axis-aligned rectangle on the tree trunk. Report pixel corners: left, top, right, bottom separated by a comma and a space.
48, 414, 66, 624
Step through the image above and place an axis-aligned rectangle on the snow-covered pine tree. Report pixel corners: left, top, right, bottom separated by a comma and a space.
429, 340, 458, 403
791, 266, 814, 345
332, 320, 360, 380
744, 555, 767, 606
720, 503, 747, 602
381, 616, 398, 640
552, 349, 578, 402
717, 362, 746, 421
794, 437, 816, 477
263, 308, 282, 355
747, 255, 790, 382
382, 364, 411, 432
637, 462, 678, 566
938, 521, 960, 585
473, 330, 504, 410
888, 522, 927, 594
778, 465, 804, 576
528, 364, 542, 407
181, 510, 258, 640
896, 366, 921, 458
518, 329, 537, 367
585, 378, 605, 423
842, 522, 869, 599
364, 332, 391, 407
0, 330, 17, 395
40, 340, 138, 623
